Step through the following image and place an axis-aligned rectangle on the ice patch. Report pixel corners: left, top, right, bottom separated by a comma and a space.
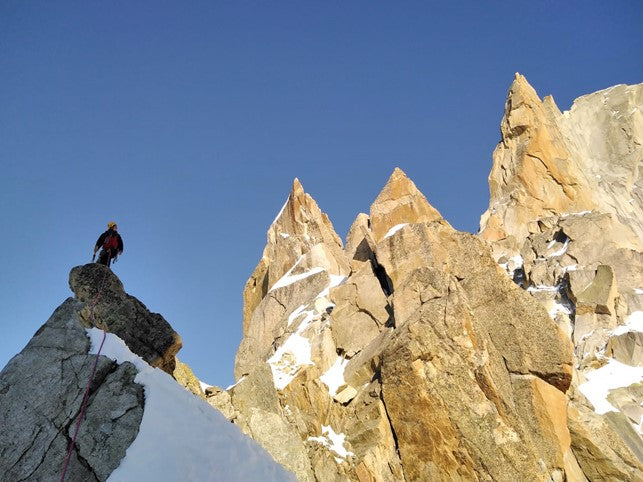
307, 425, 354, 463
384, 223, 408, 239
320, 356, 349, 396
612, 312, 643, 336
578, 358, 643, 415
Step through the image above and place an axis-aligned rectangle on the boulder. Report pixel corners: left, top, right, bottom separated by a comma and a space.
69, 263, 182, 374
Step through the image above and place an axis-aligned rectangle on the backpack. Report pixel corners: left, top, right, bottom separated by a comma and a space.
103, 233, 119, 251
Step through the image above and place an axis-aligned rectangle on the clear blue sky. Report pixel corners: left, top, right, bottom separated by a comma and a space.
1, 1, 641, 388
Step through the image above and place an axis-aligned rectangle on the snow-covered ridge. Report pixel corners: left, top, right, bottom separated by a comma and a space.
86, 329, 294, 482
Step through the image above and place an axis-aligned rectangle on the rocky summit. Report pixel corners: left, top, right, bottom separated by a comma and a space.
210, 76, 643, 481
1, 75, 642, 481
0, 264, 292, 481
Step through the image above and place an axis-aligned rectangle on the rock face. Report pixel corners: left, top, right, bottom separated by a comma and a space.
0, 290, 144, 481
480, 75, 643, 479
217, 165, 610, 481
216, 77, 642, 481
0, 264, 186, 480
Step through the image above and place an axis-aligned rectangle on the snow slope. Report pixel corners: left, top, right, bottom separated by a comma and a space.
87, 328, 295, 482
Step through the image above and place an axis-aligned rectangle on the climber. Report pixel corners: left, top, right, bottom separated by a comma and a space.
93, 221, 124, 267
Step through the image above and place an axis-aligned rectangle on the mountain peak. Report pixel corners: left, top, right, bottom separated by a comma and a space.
369, 167, 443, 242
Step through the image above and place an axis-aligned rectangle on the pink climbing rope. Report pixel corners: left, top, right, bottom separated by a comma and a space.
60, 256, 111, 482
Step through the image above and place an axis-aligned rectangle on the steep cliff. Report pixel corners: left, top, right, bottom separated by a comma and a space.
211, 77, 642, 481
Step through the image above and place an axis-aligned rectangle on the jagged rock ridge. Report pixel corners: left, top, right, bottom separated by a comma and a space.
209, 76, 642, 481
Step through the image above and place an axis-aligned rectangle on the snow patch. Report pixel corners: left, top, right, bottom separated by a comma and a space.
272, 198, 289, 226
267, 331, 314, 390
498, 255, 523, 277
320, 356, 349, 396
307, 425, 354, 463
279, 233, 290, 239
269, 257, 325, 292
268, 308, 317, 390
548, 238, 570, 257
86, 329, 294, 481
384, 223, 408, 239
527, 284, 560, 293
612, 312, 643, 336
268, 274, 348, 389
634, 288, 643, 295
578, 358, 643, 415
226, 376, 245, 390
549, 301, 572, 319
198, 380, 212, 392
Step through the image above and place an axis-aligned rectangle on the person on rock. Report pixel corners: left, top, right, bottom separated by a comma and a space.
93, 221, 124, 267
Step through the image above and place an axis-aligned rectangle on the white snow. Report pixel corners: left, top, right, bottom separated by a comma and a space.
267, 308, 316, 390
279, 233, 290, 239
269, 263, 325, 292
384, 223, 408, 239
563, 264, 578, 273
319, 356, 349, 396
548, 238, 570, 257
267, 332, 314, 390
271, 267, 325, 292
527, 284, 560, 293
316, 275, 347, 299
634, 288, 643, 295
307, 425, 354, 463
272, 198, 289, 225
269, 275, 348, 390
549, 301, 572, 319
86, 329, 295, 482
578, 358, 643, 416
226, 376, 245, 390
498, 255, 523, 276
287, 304, 308, 327
611, 311, 643, 336
198, 380, 212, 392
